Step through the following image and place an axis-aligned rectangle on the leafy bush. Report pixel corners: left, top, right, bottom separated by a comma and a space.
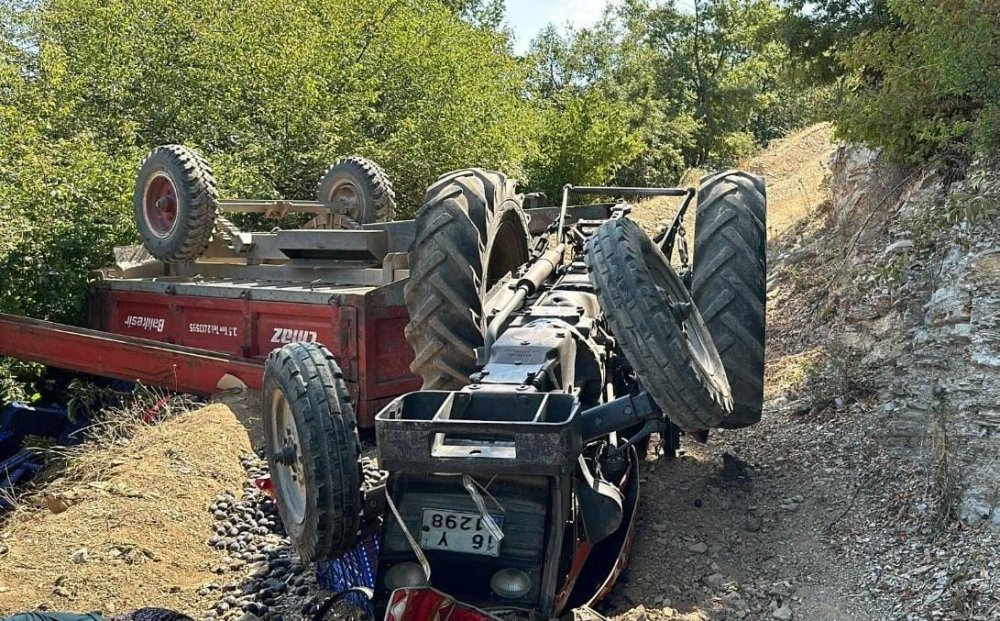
835, 0, 1000, 163
0, 54, 138, 323
0, 0, 537, 393
30, 0, 535, 212
526, 90, 644, 200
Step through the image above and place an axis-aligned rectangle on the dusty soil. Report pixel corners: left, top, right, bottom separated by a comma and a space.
0, 404, 252, 615
632, 123, 834, 270
739, 123, 835, 239
605, 380, 890, 621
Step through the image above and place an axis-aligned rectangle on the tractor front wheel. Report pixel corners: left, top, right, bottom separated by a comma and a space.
586, 218, 733, 432
263, 342, 363, 562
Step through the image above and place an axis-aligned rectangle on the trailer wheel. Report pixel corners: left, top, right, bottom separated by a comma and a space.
263, 342, 363, 562
404, 169, 531, 390
316, 156, 396, 224
134, 145, 219, 262
585, 218, 732, 432
692, 171, 767, 428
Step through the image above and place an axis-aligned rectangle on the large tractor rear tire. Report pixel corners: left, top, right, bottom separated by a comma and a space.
263, 343, 363, 562
586, 218, 733, 432
134, 145, 219, 262
316, 156, 396, 224
692, 171, 767, 429
404, 169, 531, 390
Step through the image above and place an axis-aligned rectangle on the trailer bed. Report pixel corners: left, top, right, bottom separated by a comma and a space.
87, 274, 418, 427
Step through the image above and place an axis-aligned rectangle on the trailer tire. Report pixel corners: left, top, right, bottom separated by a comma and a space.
404, 169, 531, 390
585, 218, 732, 432
692, 171, 767, 428
316, 156, 396, 224
134, 145, 219, 262
263, 342, 363, 562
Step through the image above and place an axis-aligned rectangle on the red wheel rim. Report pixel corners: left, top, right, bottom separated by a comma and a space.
143, 173, 179, 238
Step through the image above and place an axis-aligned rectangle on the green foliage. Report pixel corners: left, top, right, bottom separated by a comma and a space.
0, 359, 42, 403
0, 0, 537, 321
525, 0, 830, 189
947, 167, 1000, 224
0, 0, 538, 394
780, 0, 893, 82
0, 131, 137, 323
527, 89, 645, 199
66, 378, 121, 422
834, 0, 1000, 163
27, 0, 534, 210
441, 0, 506, 28
644, 0, 792, 162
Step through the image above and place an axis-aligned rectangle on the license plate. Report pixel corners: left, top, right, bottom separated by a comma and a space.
420, 509, 503, 557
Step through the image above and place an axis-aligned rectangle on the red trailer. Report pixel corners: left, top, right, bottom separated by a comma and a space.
82, 225, 420, 426
0, 145, 566, 427
0, 147, 423, 428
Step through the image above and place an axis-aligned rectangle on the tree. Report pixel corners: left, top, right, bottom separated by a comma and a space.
781, 0, 893, 82
835, 0, 1000, 162
17, 0, 535, 209
525, 0, 827, 187
0, 0, 538, 325
441, 0, 505, 29
0, 0, 545, 395
527, 88, 645, 198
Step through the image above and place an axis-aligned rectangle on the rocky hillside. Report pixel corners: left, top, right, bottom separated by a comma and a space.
819, 146, 1000, 530
619, 132, 1000, 621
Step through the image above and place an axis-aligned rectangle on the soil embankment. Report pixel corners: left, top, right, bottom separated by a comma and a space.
0, 405, 250, 615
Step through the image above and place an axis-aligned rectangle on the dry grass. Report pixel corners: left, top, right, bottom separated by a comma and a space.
740, 123, 836, 240
764, 347, 826, 401
631, 123, 836, 260
0, 403, 251, 615
631, 194, 695, 270
615, 606, 707, 621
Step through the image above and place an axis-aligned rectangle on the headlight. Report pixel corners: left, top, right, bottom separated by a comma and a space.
490, 568, 532, 599
385, 562, 429, 590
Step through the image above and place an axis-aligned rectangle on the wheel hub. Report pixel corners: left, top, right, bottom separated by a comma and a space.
274, 443, 298, 466
269, 390, 308, 524
143, 173, 179, 238
330, 181, 362, 220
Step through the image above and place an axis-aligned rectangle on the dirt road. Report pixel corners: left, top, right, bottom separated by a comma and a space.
607, 378, 889, 620
614, 124, 888, 621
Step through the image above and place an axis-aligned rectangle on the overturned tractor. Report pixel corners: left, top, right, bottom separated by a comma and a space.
263, 169, 767, 619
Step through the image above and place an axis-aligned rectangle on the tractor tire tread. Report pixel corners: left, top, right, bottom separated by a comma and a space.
316, 156, 396, 223
263, 343, 363, 562
404, 168, 529, 390
586, 218, 732, 432
134, 144, 219, 262
692, 171, 767, 428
